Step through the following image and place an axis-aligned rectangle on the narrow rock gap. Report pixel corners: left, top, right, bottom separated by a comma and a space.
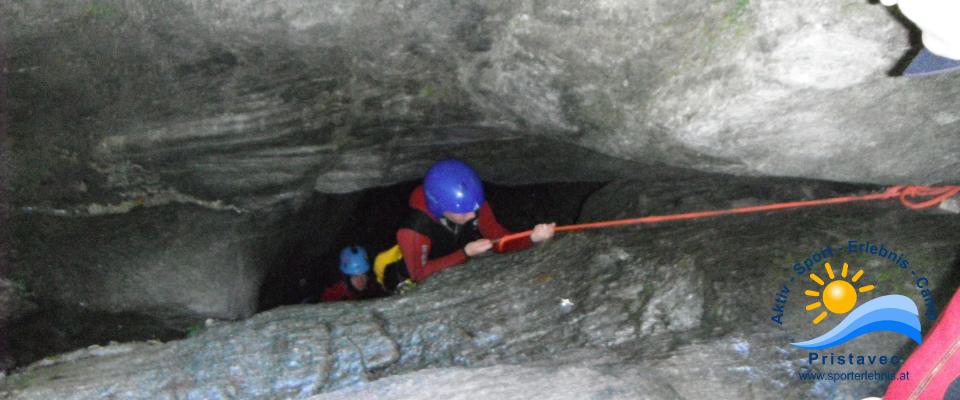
257, 180, 606, 311
4, 179, 606, 370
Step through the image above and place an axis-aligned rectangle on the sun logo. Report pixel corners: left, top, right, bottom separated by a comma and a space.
804, 262, 875, 325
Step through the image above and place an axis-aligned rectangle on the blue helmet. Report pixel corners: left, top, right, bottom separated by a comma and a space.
423, 159, 484, 218
339, 246, 370, 275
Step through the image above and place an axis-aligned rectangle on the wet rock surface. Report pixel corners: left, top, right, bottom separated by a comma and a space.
2, 175, 957, 399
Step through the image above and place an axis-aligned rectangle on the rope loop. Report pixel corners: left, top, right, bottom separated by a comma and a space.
898, 185, 960, 210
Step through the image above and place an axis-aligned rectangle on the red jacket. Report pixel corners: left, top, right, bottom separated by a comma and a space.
321, 274, 384, 302
397, 186, 533, 283
320, 280, 356, 303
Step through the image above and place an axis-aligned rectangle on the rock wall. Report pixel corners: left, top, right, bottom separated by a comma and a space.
3, 0, 960, 391
5, 0, 958, 215
2, 175, 958, 399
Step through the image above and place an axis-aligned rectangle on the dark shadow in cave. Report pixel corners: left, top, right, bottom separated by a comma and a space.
8, 304, 186, 368
256, 180, 606, 311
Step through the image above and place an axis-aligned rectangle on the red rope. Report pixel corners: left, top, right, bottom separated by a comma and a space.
494, 185, 960, 252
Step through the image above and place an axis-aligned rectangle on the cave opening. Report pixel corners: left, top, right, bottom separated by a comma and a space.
5, 177, 606, 369
256, 179, 606, 311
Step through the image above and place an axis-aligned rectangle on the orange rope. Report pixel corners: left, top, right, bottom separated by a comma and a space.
494, 185, 960, 252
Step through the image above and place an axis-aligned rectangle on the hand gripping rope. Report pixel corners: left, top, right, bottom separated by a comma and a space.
494, 185, 960, 252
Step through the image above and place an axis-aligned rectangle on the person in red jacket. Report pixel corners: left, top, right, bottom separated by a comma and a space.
321, 246, 382, 302
374, 159, 555, 293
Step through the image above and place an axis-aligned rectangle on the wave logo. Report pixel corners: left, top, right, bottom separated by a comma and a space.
791, 262, 923, 350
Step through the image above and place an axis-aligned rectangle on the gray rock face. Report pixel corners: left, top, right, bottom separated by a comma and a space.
5, 1, 958, 215
6, 0, 959, 318
3, 176, 957, 399
311, 357, 679, 400
11, 206, 267, 321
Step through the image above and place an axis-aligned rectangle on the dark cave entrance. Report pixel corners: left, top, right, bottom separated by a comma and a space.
5, 179, 605, 370
256, 180, 606, 311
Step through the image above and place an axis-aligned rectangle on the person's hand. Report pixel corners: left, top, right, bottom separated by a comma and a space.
530, 222, 556, 243
464, 239, 493, 257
